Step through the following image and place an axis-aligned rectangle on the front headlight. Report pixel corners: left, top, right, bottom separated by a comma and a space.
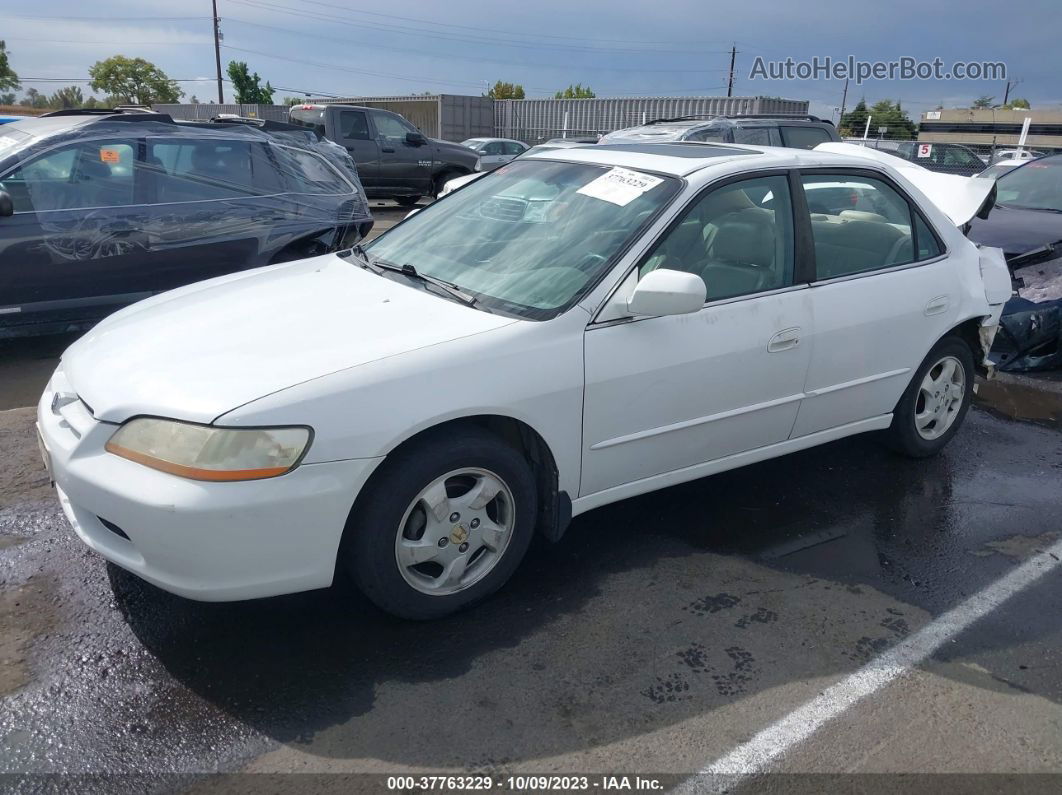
105, 418, 311, 482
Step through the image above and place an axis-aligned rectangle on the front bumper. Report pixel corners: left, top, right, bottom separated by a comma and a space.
38, 368, 382, 601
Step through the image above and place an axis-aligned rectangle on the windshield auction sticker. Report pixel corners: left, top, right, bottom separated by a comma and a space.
577, 167, 663, 206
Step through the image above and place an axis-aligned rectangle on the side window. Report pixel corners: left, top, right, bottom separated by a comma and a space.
0, 140, 137, 211
685, 126, 725, 143
147, 139, 262, 202
503, 141, 526, 156
780, 126, 832, 150
802, 173, 917, 280
272, 145, 351, 194
372, 112, 414, 142
914, 213, 943, 259
482, 141, 504, 156
733, 128, 774, 146
640, 174, 795, 301
339, 110, 370, 140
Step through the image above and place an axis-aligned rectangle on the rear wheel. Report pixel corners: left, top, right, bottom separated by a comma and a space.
432, 171, 461, 197
883, 336, 974, 458
345, 428, 537, 620
395, 195, 421, 207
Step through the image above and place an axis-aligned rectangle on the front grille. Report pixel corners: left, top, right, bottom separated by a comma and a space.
97, 517, 130, 541
480, 196, 527, 222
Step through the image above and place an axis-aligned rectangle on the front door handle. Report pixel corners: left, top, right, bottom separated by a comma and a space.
381, 146, 396, 153
767, 327, 801, 353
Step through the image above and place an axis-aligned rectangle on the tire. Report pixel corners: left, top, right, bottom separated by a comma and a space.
395, 195, 421, 207
432, 171, 459, 198
883, 335, 975, 458
344, 427, 537, 620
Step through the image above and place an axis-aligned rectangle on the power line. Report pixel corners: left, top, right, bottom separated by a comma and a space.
283, 0, 727, 47
226, 0, 729, 56
224, 17, 730, 73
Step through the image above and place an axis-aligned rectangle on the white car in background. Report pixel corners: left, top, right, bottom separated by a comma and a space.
460, 137, 529, 172
440, 139, 594, 196
39, 141, 1010, 620
976, 159, 1028, 180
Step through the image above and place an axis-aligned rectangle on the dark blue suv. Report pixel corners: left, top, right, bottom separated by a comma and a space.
0, 109, 372, 338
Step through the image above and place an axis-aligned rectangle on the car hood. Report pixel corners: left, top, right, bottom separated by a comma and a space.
966, 204, 1062, 264
62, 254, 516, 424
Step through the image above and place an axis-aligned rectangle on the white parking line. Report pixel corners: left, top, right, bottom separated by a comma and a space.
677, 537, 1062, 794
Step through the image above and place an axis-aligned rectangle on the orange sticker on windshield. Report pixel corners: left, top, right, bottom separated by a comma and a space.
99, 148, 121, 163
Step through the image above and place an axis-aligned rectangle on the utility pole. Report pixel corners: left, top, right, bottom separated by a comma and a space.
727, 44, 736, 97
212, 0, 224, 104
1002, 80, 1011, 106
838, 77, 849, 126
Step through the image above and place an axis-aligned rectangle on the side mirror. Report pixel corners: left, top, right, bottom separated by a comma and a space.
627, 269, 706, 317
0, 191, 12, 218
406, 131, 427, 146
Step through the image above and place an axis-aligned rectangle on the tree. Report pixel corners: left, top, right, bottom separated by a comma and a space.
0, 92, 16, 106
838, 98, 869, 137
226, 61, 274, 104
88, 56, 182, 105
486, 81, 524, 100
972, 95, 995, 109
82, 96, 101, 109
0, 41, 19, 93
49, 85, 84, 109
837, 99, 915, 140
19, 87, 49, 109
190, 94, 200, 104
284, 96, 306, 105
1003, 97, 1030, 110
554, 84, 595, 99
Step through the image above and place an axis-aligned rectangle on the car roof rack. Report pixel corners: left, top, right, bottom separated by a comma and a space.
40, 107, 157, 117
178, 116, 309, 135
722, 113, 834, 124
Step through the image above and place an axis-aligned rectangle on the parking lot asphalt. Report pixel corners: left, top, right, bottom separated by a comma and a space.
1, 362, 1060, 790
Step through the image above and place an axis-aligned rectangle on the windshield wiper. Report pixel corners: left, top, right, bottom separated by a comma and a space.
340, 247, 487, 310
369, 257, 484, 309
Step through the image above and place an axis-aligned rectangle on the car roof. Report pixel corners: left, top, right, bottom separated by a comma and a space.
523, 141, 895, 178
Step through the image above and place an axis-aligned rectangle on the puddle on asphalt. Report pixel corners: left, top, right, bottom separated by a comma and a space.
0, 574, 58, 697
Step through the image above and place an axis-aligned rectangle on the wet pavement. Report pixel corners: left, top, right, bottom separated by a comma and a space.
1, 395, 1061, 788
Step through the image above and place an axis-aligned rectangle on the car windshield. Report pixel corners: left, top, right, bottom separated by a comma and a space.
364, 159, 679, 319
995, 157, 1062, 211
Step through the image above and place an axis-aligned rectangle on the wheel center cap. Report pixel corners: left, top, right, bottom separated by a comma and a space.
450, 525, 468, 544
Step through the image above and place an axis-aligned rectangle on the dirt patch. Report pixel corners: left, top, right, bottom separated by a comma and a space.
0, 408, 51, 508
0, 576, 58, 696
970, 531, 1061, 559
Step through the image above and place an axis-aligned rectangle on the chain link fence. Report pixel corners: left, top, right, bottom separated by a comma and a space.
843, 136, 1062, 173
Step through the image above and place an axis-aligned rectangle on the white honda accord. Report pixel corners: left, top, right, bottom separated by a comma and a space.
38, 141, 1012, 619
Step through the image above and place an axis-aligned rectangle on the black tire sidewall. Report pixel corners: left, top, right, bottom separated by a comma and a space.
395, 195, 421, 207
888, 336, 975, 457
345, 428, 537, 620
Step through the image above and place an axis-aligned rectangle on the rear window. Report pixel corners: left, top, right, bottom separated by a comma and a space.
780, 126, 833, 150
272, 145, 351, 194
289, 107, 326, 137
147, 139, 275, 202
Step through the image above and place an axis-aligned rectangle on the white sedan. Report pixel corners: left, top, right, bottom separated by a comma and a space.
38, 142, 1011, 619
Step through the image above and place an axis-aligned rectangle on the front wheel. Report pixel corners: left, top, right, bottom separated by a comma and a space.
344, 428, 537, 620
883, 336, 974, 458
395, 195, 421, 207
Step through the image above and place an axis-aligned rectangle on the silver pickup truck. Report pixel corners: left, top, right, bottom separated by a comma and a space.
289, 103, 478, 206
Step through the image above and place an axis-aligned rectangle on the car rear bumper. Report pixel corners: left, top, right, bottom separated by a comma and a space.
38, 367, 382, 601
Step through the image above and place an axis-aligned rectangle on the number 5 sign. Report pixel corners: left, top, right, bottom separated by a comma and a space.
916, 143, 933, 158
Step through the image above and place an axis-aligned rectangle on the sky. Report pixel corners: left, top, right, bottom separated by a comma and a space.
3, 0, 1060, 121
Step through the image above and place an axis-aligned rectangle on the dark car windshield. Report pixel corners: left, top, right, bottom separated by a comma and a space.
994, 157, 1062, 211
364, 159, 679, 319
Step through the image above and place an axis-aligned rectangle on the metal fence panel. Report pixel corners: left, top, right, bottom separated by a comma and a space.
493, 96, 810, 143
153, 103, 289, 122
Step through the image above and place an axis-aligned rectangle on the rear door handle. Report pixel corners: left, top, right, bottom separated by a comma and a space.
925, 295, 950, 315
767, 327, 801, 353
